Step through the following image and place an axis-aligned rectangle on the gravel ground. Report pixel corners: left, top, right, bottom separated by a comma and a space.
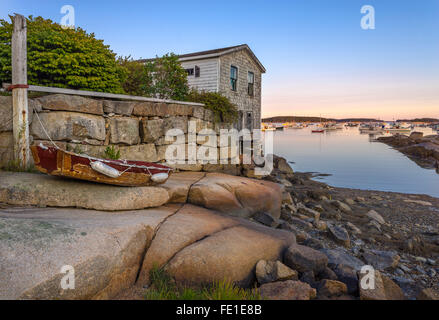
278, 171, 439, 298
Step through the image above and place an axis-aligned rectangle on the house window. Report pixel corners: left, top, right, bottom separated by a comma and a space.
248, 72, 254, 96
246, 112, 253, 129
195, 66, 200, 77
230, 66, 238, 91
186, 68, 194, 76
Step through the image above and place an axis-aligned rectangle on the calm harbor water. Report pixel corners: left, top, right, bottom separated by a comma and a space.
271, 127, 439, 198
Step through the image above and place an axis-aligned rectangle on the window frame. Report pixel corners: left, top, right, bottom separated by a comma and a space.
230, 65, 238, 91
247, 71, 255, 96
185, 68, 194, 76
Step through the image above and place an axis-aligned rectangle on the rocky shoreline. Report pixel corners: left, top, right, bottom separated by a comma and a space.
0, 155, 438, 300
256, 156, 439, 300
119, 157, 439, 300
376, 132, 439, 173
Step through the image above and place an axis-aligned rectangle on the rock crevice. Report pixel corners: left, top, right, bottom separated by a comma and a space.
134, 204, 185, 283
0, 170, 291, 299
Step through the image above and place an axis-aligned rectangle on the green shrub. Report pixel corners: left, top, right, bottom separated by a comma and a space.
0, 16, 125, 93
117, 56, 146, 96
116, 53, 189, 100
144, 266, 261, 300
185, 89, 238, 124
103, 145, 121, 160
142, 53, 189, 101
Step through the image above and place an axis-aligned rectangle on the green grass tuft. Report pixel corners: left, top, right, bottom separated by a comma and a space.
202, 280, 261, 300
144, 265, 261, 300
1, 160, 38, 173
103, 145, 121, 160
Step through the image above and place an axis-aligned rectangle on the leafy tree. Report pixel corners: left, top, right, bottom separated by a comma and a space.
117, 56, 145, 96
0, 16, 125, 93
142, 53, 189, 100
186, 89, 238, 123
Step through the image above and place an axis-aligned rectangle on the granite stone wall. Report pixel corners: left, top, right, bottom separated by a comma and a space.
0, 94, 259, 176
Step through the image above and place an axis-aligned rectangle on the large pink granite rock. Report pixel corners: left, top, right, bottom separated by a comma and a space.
188, 173, 282, 219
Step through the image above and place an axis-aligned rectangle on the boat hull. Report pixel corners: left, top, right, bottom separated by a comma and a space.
385, 129, 411, 133
359, 130, 383, 134
30, 145, 172, 187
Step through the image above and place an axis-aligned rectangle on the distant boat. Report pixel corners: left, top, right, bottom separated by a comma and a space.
359, 125, 384, 134
384, 123, 412, 133
313, 115, 325, 133
324, 124, 338, 131
287, 123, 305, 129
385, 128, 411, 133
270, 123, 285, 130
261, 124, 276, 131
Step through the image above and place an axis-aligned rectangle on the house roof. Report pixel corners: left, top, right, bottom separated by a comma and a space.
138, 44, 266, 73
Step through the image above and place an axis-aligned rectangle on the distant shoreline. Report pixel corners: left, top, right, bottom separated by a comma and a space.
262, 116, 439, 123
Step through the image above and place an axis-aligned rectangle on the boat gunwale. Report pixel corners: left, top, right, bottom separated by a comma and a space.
34, 145, 172, 172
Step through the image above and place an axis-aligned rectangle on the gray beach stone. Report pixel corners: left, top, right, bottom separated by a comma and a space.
255, 260, 298, 284
327, 223, 350, 247
284, 244, 328, 273
362, 249, 400, 271
366, 210, 385, 224
320, 248, 365, 271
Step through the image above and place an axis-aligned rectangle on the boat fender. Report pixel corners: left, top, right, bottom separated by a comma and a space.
151, 172, 169, 183
90, 161, 121, 178
38, 143, 48, 150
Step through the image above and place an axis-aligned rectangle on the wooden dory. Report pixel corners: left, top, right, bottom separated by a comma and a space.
30, 145, 172, 187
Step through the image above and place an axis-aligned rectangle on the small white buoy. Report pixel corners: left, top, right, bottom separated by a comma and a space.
90, 161, 121, 178
38, 143, 48, 150
150, 172, 169, 183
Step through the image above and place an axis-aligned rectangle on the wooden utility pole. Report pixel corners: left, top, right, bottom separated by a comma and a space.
11, 14, 30, 168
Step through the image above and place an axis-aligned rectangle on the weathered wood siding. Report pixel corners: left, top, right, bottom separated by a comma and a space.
219, 50, 262, 129
180, 58, 219, 92
179, 49, 263, 130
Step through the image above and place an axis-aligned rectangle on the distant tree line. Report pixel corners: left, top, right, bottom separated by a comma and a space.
262, 116, 386, 123
397, 118, 439, 123
262, 116, 334, 123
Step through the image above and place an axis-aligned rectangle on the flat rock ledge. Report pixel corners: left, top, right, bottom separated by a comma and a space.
0, 170, 289, 299
0, 172, 170, 211
0, 203, 295, 299
0, 172, 282, 216
0, 205, 180, 299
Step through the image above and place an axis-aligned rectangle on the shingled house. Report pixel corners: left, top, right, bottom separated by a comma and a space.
141, 44, 265, 130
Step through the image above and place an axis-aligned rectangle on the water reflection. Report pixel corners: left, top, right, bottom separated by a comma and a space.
271, 127, 439, 198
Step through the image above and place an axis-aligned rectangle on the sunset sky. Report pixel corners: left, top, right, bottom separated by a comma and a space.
1, 0, 438, 120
